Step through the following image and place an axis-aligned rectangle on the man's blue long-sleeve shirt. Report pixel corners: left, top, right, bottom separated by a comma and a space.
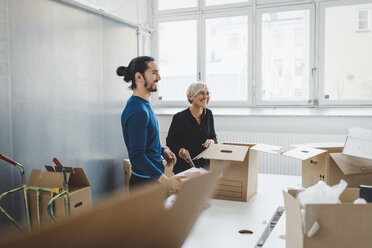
121, 96, 164, 179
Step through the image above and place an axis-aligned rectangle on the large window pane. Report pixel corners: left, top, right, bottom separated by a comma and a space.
157, 20, 197, 101
206, 16, 248, 101
324, 4, 372, 100
261, 10, 310, 100
158, 0, 197, 11
205, 0, 249, 6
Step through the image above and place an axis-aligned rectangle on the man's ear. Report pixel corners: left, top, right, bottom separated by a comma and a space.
135, 72, 143, 82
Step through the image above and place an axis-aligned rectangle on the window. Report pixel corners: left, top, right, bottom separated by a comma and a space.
157, 0, 197, 11
205, 15, 248, 101
259, 8, 310, 102
156, 20, 197, 101
154, 0, 372, 107
357, 9, 371, 31
321, 2, 372, 102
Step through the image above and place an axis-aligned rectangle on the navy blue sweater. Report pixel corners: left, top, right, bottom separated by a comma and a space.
121, 96, 164, 179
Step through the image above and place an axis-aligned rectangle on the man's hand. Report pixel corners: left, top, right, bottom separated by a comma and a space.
158, 174, 186, 191
202, 139, 215, 148
162, 148, 177, 167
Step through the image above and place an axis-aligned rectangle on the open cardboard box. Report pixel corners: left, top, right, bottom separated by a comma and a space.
27, 165, 92, 228
195, 142, 281, 202
0, 165, 225, 248
282, 143, 372, 188
283, 188, 372, 248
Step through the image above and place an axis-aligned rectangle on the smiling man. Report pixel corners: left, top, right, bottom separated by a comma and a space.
117, 56, 184, 190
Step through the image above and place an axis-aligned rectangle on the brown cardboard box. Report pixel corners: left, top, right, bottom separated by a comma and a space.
283, 188, 372, 248
27, 166, 92, 228
123, 159, 174, 192
197, 142, 280, 202
283, 143, 372, 188
0, 165, 225, 248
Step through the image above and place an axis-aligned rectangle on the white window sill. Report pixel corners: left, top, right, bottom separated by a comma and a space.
154, 107, 372, 117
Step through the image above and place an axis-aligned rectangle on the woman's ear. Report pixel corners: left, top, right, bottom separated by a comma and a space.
187, 95, 193, 103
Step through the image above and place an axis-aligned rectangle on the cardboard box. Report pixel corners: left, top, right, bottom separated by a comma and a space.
123, 159, 174, 192
196, 142, 280, 202
0, 165, 225, 248
283, 143, 372, 188
283, 188, 372, 248
27, 166, 92, 228
343, 136, 372, 160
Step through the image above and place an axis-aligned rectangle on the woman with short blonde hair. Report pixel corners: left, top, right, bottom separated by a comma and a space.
166, 82, 217, 174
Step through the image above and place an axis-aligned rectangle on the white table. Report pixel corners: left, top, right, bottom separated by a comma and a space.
182, 173, 301, 248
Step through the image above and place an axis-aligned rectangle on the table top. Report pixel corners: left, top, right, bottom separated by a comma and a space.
182, 173, 301, 248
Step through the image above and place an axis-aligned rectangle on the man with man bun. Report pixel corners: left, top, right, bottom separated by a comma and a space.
117, 56, 184, 190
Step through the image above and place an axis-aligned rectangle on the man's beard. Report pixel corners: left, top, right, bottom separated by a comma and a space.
144, 76, 158, 93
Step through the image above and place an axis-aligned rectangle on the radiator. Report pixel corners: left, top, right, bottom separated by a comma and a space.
160, 131, 345, 176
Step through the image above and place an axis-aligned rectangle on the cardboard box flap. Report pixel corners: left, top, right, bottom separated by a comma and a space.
292, 142, 344, 149
68, 168, 90, 187
54, 166, 73, 173
282, 146, 327, 160
45, 165, 55, 172
339, 188, 360, 202
283, 190, 303, 248
43, 166, 90, 187
28, 170, 43, 186
343, 136, 372, 160
27, 169, 71, 189
194, 143, 249, 161
250, 143, 281, 154
1, 164, 225, 248
303, 200, 372, 245
329, 153, 372, 175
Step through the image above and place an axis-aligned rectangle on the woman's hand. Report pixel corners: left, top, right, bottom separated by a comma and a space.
202, 139, 215, 148
162, 148, 177, 167
178, 148, 190, 162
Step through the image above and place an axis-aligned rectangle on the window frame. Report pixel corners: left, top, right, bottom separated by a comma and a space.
256, 0, 312, 6
203, 0, 252, 10
152, 7, 253, 107
318, 0, 372, 106
152, 0, 372, 108
152, 14, 200, 106
201, 8, 253, 107
255, 4, 315, 106
153, 0, 200, 16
